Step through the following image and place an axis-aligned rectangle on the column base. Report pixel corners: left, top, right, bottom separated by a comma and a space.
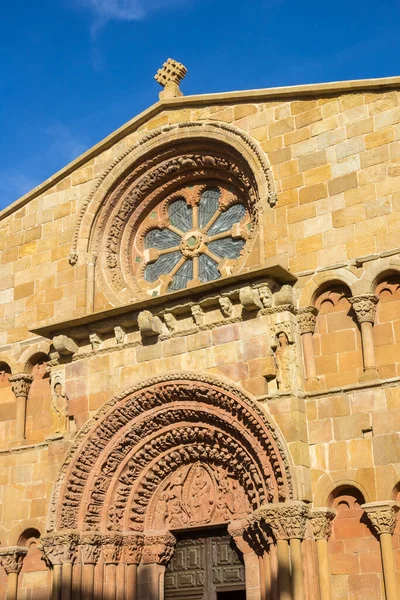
305, 378, 322, 392
359, 368, 378, 382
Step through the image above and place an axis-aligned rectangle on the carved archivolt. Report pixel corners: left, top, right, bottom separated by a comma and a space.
70, 121, 276, 305
48, 374, 292, 535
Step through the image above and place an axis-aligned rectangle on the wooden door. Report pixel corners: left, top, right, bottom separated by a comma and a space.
164, 531, 245, 600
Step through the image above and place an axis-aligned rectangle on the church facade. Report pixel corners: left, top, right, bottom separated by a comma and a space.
0, 61, 400, 600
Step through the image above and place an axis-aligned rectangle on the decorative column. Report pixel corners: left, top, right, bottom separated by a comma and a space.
9, 374, 33, 443
0, 547, 28, 600
362, 502, 399, 600
349, 295, 379, 378
86, 253, 97, 313
297, 307, 319, 381
229, 520, 262, 600
138, 533, 176, 600
310, 509, 336, 600
122, 535, 143, 600
257, 502, 309, 600
102, 534, 122, 600
79, 534, 102, 600
40, 531, 79, 600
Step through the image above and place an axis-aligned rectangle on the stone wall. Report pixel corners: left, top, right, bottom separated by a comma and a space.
0, 78, 400, 598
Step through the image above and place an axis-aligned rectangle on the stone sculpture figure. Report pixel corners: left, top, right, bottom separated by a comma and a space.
190, 466, 213, 523
51, 382, 69, 434
274, 332, 298, 391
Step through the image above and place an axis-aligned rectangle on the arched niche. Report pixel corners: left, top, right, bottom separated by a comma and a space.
48, 374, 293, 536
373, 271, 400, 379
312, 281, 362, 388
70, 122, 276, 308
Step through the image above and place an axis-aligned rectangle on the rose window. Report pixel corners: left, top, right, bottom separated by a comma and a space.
133, 183, 251, 293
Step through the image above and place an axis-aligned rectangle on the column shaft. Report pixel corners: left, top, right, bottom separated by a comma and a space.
360, 321, 376, 371
380, 532, 398, 600
52, 564, 62, 600
277, 539, 291, 600
243, 552, 261, 600
259, 556, 267, 600
6, 572, 18, 600
302, 332, 317, 380
15, 396, 27, 441
104, 564, 117, 600
86, 261, 95, 313
289, 538, 304, 600
315, 539, 332, 600
82, 564, 95, 600
61, 562, 73, 600
126, 565, 138, 600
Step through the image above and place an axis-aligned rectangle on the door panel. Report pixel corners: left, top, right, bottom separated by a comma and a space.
165, 532, 245, 600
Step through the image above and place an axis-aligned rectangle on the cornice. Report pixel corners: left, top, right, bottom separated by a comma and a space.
1, 75, 399, 222
30, 264, 296, 339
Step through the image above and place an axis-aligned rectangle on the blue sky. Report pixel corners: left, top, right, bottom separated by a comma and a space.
1, 0, 399, 209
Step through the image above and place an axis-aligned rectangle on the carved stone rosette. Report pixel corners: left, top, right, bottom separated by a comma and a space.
79, 533, 102, 565
362, 502, 400, 536
310, 508, 336, 540
297, 307, 319, 335
349, 294, 379, 324
40, 531, 79, 566
8, 374, 34, 399
142, 533, 176, 566
122, 534, 144, 565
101, 534, 122, 565
0, 547, 28, 575
255, 501, 310, 541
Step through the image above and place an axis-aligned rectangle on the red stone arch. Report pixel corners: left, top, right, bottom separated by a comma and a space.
48, 373, 293, 535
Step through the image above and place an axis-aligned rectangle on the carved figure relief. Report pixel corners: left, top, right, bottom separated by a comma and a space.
51, 381, 69, 434
151, 463, 250, 530
273, 332, 299, 391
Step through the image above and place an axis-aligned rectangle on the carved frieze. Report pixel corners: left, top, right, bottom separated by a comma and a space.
40, 531, 79, 566
255, 501, 310, 541
0, 547, 28, 575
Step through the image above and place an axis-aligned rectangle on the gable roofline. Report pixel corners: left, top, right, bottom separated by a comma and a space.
1, 75, 399, 221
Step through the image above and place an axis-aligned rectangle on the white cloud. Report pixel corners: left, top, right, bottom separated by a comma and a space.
75, 0, 189, 32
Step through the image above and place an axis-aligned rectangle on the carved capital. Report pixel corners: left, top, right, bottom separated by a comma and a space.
0, 547, 28, 575
310, 508, 336, 540
142, 532, 176, 565
79, 534, 102, 565
297, 307, 319, 335
349, 294, 379, 324
52, 335, 79, 356
122, 534, 144, 565
362, 501, 400, 536
102, 534, 122, 565
256, 501, 310, 540
40, 531, 79, 566
9, 374, 34, 399
138, 310, 163, 338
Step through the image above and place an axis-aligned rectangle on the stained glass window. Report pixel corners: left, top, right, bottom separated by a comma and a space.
138, 186, 248, 292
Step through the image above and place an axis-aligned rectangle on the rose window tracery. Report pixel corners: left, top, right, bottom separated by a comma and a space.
134, 184, 250, 293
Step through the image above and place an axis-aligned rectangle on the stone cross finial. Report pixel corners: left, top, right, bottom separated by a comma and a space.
155, 58, 187, 99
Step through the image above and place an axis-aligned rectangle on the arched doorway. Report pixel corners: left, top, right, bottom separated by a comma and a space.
44, 374, 293, 600
165, 527, 246, 600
